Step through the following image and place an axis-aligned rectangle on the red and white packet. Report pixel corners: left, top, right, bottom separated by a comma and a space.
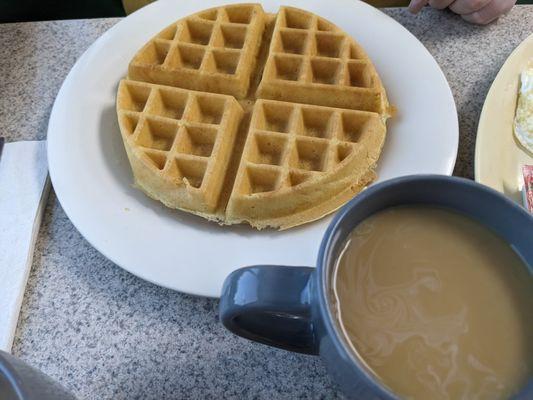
523, 165, 533, 213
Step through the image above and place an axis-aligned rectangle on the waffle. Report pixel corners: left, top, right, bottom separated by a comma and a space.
118, 4, 391, 229
257, 7, 388, 113
226, 99, 385, 228
117, 80, 243, 216
128, 4, 265, 98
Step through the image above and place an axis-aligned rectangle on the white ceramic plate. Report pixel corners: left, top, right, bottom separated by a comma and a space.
47, 0, 458, 297
475, 34, 533, 204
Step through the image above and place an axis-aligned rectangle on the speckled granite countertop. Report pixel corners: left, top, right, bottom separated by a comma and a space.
2, 6, 531, 399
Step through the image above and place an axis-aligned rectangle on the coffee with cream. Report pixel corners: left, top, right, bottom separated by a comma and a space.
331, 206, 532, 400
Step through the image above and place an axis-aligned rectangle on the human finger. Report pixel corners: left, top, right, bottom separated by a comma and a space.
408, 0, 429, 14
449, 0, 491, 15
461, 0, 515, 24
428, 0, 455, 10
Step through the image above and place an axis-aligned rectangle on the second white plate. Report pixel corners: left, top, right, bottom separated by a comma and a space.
475, 34, 533, 203
47, 0, 458, 297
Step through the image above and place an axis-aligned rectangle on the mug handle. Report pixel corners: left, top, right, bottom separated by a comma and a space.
219, 265, 319, 355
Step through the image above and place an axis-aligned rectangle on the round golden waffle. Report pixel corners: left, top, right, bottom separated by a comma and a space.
117, 3, 391, 229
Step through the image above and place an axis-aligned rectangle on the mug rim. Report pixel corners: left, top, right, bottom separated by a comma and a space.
315, 174, 533, 399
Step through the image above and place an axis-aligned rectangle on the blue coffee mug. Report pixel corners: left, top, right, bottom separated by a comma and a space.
219, 175, 533, 399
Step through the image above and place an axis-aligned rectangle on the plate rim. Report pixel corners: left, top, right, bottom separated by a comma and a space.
47, 0, 458, 297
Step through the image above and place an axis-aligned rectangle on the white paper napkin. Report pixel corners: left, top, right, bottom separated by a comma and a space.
0, 140, 50, 352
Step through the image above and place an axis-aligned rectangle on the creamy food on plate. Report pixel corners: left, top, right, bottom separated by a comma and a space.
514, 66, 533, 155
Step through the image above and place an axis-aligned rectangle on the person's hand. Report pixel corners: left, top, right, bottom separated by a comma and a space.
408, 0, 516, 24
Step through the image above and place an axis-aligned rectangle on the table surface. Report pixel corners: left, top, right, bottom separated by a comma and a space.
2, 5, 532, 400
